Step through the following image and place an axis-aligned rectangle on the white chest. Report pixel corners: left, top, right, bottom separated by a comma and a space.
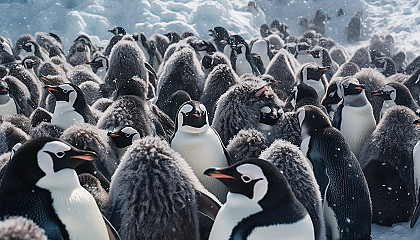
96, 68, 107, 82
52, 101, 84, 129
324, 199, 340, 240
209, 193, 263, 240
51, 187, 109, 240
236, 55, 253, 77
380, 100, 396, 120
413, 140, 420, 200
0, 97, 17, 115
340, 104, 376, 159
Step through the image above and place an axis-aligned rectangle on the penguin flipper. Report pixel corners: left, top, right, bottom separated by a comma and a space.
103, 214, 121, 240
411, 187, 420, 228
331, 103, 344, 129
211, 126, 234, 165
196, 190, 221, 220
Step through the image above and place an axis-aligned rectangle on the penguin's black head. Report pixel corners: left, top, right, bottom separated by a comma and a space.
108, 26, 126, 36
44, 83, 81, 106
209, 27, 229, 41
205, 158, 295, 207
74, 35, 91, 45
259, 105, 282, 126
23, 58, 37, 70
341, 78, 365, 96
108, 126, 140, 148
87, 56, 109, 72
414, 119, 420, 126
0, 80, 9, 95
302, 64, 329, 81
0, 66, 9, 79
201, 54, 213, 69
322, 81, 341, 106
1, 137, 98, 190
17, 42, 35, 53
176, 100, 208, 132
371, 84, 395, 101
293, 105, 332, 134
308, 48, 321, 59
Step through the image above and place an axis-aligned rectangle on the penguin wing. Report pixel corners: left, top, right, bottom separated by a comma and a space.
331, 103, 344, 129
102, 214, 121, 240
196, 190, 221, 220
151, 104, 175, 141
308, 139, 330, 201
211, 126, 234, 165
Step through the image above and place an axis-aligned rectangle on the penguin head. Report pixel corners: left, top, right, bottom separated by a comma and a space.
284, 43, 297, 56
22, 57, 37, 70
44, 83, 78, 105
17, 42, 35, 55
259, 105, 282, 126
372, 57, 387, 73
0, 66, 9, 79
73, 35, 91, 46
176, 100, 209, 134
301, 64, 329, 82
228, 35, 249, 56
371, 84, 396, 101
293, 105, 331, 137
108, 126, 140, 148
0, 39, 13, 56
322, 81, 342, 106
87, 56, 109, 73
2, 137, 98, 190
414, 119, 420, 126
205, 158, 295, 207
108, 26, 126, 36
208, 26, 229, 41
0, 80, 9, 95
340, 77, 365, 97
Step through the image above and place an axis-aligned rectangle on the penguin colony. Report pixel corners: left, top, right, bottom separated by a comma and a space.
0, 2, 420, 240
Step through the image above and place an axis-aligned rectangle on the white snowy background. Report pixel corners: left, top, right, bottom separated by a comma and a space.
1, 0, 420, 238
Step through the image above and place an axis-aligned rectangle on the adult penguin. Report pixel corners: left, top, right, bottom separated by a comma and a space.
108, 136, 221, 240
403, 68, 420, 105
0, 76, 35, 117
104, 26, 127, 56
332, 77, 376, 160
205, 158, 315, 240
133, 32, 162, 71
295, 63, 329, 102
208, 26, 230, 52
225, 34, 260, 77
294, 105, 372, 240
372, 56, 397, 77
0, 137, 118, 240
260, 139, 326, 240
322, 77, 343, 119
360, 106, 419, 226
372, 82, 420, 119
170, 100, 233, 203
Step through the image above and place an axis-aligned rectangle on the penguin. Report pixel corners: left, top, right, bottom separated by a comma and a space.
250, 38, 274, 70
70, 35, 98, 58
156, 45, 205, 107
0, 80, 19, 116
60, 123, 120, 181
295, 42, 315, 64
329, 45, 348, 66
201, 63, 240, 122
35, 32, 66, 59
266, 34, 284, 52
332, 77, 376, 160
50, 55, 74, 75
78, 173, 109, 213
0, 121, 30, 155
226, 129, 268, 164
288, 83, 327, 114
372, 56, 397, 77
149, 33, 170, 59
246, 1, 266, 28
108, 135, 220, 240
332, 61, 360, 78
37, 59, 66, 77
0, 137, 116, 240
133, 32, 162, 71
164, 30, 181, 45
372, 82, 420, 119
67, 40, 91, 67
1, 113, 32, 135
29, 107, 52, 127
205, 158, 315, 240
184, 36, 217, 62
294, 105, 372, 239
158, 90, 192, 121
171, 100, 232, 203
392, 51, 407, 73
225, 35, 260, 77
21, 56, 39, 77
107, 125, 140, 160
259, 24, 272, 38
0, 36, 14, 58
322, 78, 343, 119
270, 20, 290, 38
15, 36, 49, 62
68, 65, 102, 86
309, 46, 338, 80
406, 56, 420, 75
87, 55, 109, 81
349, 46, 372, 69
45, 83, 97, 129
104, 26, 127, 56
260, 139, 326, 240
208, 26, 230, 52
265, 49, 297, 100
369, 34, 394, 58
257, 105, 282, 142
0, 216, 48, 240
30, 122, 64, 139
411, 119, 420, 228
296, 63, 329, 102
347, 11, 363, 42
200, 51, 232, 77
360, 106, 419, 226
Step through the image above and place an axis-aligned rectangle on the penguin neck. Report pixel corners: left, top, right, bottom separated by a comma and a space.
0, 93, 11, 104
117, 146, 130, 159
258, 122, 274, 132
36, 168, 81, 191
54, 100, 76, 114
343, 91, 369, 107
179, 124, 209, 134
96, 67, 107, 81
380, 100, 396, 119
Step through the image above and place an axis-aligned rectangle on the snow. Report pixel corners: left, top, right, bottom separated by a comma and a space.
1, 0, 420, 238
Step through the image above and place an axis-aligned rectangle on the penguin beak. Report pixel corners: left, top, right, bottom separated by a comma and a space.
44, 85, 58, 92
39, 76, 52, 85
0, 88, 8, 93
108, 29, 114, 33
86, 61, 94, 65
414, 119, 420, 125
107, 132, 120, 138
292, 113, 299, 119
69, 152, 97, 161
17, 45, 24, 49
204, 168, 236, 180
354, 84, 365, 90
320, 66, 330, 72
371, 89, 383, 96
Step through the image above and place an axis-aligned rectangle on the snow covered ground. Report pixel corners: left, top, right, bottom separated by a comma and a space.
1, 0, 420, 238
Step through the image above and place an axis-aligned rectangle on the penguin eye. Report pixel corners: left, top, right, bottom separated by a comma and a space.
125, 133, 131, 138
55, 151, 65, 158
241, 175, 252, 183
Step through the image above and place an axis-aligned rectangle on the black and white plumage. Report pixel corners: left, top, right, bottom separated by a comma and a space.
226, 129, 268, 164
294, 105, 372, 240
403, 68, 420, 105
21, 56, 40, 76
295, 63, 329, 102
260, 139, 325, 240
295, 42, 314, 64
412, 119, 420, 228
288, 83, 327, 114
349, 46, 372, 69
35, 32, 66, 59
0, 216, 48, 240
107, 125, 140, 160
0, 76, 34, 117
372, 82, 420, 119
208, 26, 230, 52
201, 63, 240, 122
45, 83, 97, 129
156, 45, 205, 108
347, 11, 363, 42
108, 136, 217, 240
322, 78, 343, 119
0, 137, 112, 240
372, 56, 397, 77
133, 32, 162, 71
15, 34, 49, 62
360, 106, 420, 226
87, 55, 109, 81
329, 45, 348, 66
67, 39, 92, 67
60, 123, 119, 181
250, 38, 274, 70
104, 26, 127, 56
158, 90, 191, 121
309, 46, 339, 80
225, 34, 260, 77
205, 158, 315, 240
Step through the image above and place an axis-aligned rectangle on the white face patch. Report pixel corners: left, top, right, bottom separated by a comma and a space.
121, 126, 140, 141
260, 106, 271, 114
59, 84, 77, 105
9, 142, 22, 160
236, 163, 268, 202
180, 104, 193, 114
383, 85, 396, 101
296, 107, 306, 127
199, 103, 207, 112
37, 141, 71, 175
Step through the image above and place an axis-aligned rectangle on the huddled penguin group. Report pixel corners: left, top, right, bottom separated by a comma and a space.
1, 1, 420, 239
